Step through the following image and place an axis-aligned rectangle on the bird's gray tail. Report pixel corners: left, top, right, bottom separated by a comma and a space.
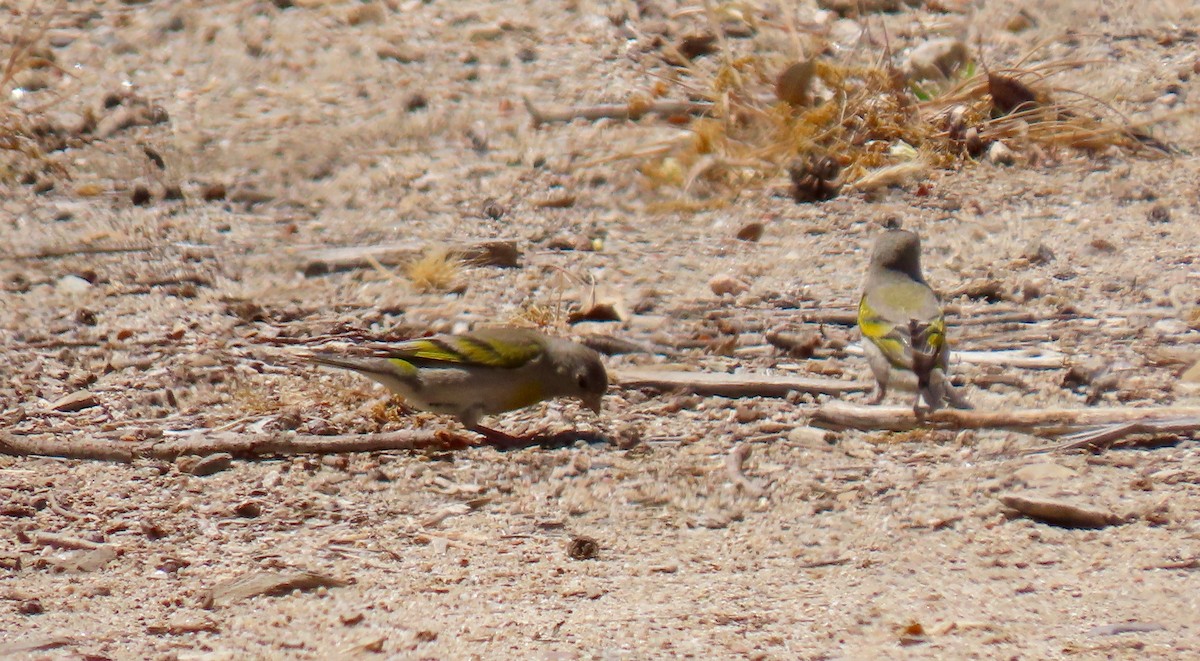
908, 319, 939, 389
308, 353, 395, 378
908, 319, 972, 411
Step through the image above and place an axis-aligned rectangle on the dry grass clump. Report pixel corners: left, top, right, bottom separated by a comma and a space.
929, 62, 1168, 154
0, 102, 40, 183
1, 17, 42, 181
358, 246, 466, 295
639, 55, 939, 207
405, 247, 465, 294
633, 19, 1169, 206
509, 302, 568, 332
0, 3, 69, 182
365, 397, 415, 426
506, 269, 580, 333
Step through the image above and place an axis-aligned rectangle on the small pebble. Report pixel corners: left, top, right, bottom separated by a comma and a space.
234, 501, 263, 518
735, 222, 765, 242
904, 38, 968, 81
190, 452, 234, 477
49, 390, 100, 412
567, 536, 599, 560
56, 274, 93, 295
986, 141, 1015, 166
787, 426, 836, 448
1013, 462, 1077, 484
709, 274, 749, 297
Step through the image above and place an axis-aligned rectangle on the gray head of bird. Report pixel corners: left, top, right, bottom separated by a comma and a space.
546, 340, 609, 413
870, 229, 925, 282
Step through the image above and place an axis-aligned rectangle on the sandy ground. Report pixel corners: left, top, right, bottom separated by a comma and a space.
3, 0, 1200, 658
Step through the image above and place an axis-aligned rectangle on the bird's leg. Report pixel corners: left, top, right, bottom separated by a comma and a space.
468, 424, 526, 450
869, 384, 887, 405
946, 384, 973, 410
912, 398, 928, 421
920, 388, 944, 415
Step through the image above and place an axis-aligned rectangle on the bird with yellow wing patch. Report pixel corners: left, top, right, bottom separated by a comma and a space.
307, 327, 608, 441
858, 229, 971, 413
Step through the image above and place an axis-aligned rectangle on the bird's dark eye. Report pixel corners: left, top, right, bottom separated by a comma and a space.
577, 375, 589, 390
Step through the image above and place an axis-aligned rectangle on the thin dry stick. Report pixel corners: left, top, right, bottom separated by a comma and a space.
796, 556, 852, 569
0, 427, 616, 462
3, 244, 157, 260
523, 95, 713, 127
299, 239, 520, 275
701, 307, 1066, 328
0, 0, 64, 89
1031, 416, 1200, 454
0, 430, 451, 463
32, 531, 101, 550
576, 334, 670, 357
0, 636, 75, 656
725, 443, 766, 497
22, 338, 103, 349
702, 0, 732, 70
811, 401, 1200, 434
362, 252, 408, 285
44, 493, 83, 521
952, 311, 1071, 327
949, 349, 1065, 369
779, 0, 807, 62
615, 367, 870, 397
214, 432, 442, 456
1142, 558, 1200, 571
842, 345, 1066, 370
797, 310, 859, 326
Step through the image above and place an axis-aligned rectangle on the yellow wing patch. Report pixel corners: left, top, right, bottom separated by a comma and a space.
859, 296, 905, 365
385, 358, 420, 377
921, 317, 947, 351
859, 295, 947, 367
390, 334, 542, 369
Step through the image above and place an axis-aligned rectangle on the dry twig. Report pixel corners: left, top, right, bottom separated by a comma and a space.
2, 244, 157, 260
1032, 416, 1200, 453
998, 493, 1124, 528
0, 426, 616, 462
203, 571, 348, 609
795, 556, 852, 569
0, 430, 452, 463
949, 349, 1065, 369
0, 637, 75, 656
725, 443, 766, 497
844, 345, 1066, 369
615, 367, 869, 397
31, 531, 102, 550
811, 401, 1200, 435
523, 95, 713, 127
300, 240, 520, 277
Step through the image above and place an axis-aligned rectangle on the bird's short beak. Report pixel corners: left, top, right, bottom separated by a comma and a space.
584, 394, 603, 414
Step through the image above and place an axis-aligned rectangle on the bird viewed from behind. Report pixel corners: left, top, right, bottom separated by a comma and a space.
857, 229, 971, 413
307, 328, 608, 441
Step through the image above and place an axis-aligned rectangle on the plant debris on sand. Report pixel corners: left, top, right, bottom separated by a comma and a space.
628, 9, 1172, 206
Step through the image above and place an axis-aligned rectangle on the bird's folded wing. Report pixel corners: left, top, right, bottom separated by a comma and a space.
388, 333, 542, 369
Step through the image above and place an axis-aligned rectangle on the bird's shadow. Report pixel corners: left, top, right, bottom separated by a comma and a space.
474, 429, 612, 452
